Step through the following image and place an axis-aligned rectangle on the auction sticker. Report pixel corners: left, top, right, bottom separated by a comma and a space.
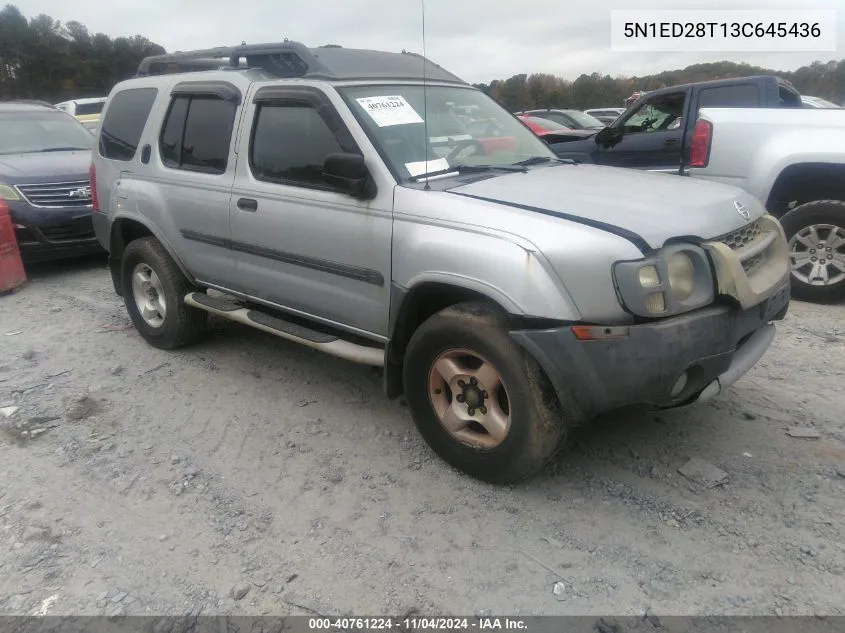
357, 95, 424, 127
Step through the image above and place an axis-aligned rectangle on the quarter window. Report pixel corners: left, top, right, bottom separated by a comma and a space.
250, 102, 344, 188
99, 87, 158, 161
158, 94, 236, 174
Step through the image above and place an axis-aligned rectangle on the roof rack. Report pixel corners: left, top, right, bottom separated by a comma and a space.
136, 40, 466, 85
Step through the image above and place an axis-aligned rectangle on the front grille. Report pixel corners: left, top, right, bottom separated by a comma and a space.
16, 180, 92, 209
718, 221, 761, 250
39, 217, 95, 242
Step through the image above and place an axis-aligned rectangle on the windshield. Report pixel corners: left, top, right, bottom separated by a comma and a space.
0, 111, 94, 155
339, 84, 556, 180
558, 110, 605, 129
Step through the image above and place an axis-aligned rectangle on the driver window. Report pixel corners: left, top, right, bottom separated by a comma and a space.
621, 93, 685, 134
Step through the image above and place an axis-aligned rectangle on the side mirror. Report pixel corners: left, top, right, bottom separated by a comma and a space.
594, 126, 621, 148
322, 153, 374, 199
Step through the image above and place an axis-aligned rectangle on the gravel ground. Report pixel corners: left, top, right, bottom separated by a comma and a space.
1, 255, 845, 618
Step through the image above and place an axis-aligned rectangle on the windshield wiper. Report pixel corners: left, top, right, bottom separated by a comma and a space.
411, 164, 526, 181
40, 146, 89, 152
512, 156, 575, 166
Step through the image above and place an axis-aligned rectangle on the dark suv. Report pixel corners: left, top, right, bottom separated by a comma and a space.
0, 102, 103, 262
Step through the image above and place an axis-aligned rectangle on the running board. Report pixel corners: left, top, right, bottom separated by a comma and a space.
184, 292, 384, 366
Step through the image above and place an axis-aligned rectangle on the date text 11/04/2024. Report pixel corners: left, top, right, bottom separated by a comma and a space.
623, 22, 822, 38
308, 618, 528, 631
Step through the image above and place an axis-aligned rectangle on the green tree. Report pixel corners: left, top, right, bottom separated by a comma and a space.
0, 3, 165, 102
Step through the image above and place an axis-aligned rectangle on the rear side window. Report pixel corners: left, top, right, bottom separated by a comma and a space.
779, 86, 803, 108
250, 103, 344, 188
99, 88, 158, 161
76, 101, 105, 116
158, 95, 236, 174
697, 84, 760, 108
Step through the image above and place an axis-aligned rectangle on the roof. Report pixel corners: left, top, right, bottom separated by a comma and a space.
136, 41, 466, 85
0, 101, 59, 113
640, 75, 792, 99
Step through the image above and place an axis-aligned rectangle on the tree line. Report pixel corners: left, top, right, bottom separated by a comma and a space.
474, 59, 845, 111
1, 3, 843, 111
0, 4, 164, 102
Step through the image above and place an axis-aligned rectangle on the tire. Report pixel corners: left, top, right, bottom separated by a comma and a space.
121, 237, 207, 349
402, 301, 565, 484
779, 200, 845, 304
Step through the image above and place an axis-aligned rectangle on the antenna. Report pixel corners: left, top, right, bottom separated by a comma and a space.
421, 0, 430, 191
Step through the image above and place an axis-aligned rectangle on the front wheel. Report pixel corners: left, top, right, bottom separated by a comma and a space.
121, 237, 207, 349
402, 301, 565, 484
780, 200, 845, 304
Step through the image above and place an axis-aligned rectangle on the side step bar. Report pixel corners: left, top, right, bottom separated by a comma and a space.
184, 292, 384, 366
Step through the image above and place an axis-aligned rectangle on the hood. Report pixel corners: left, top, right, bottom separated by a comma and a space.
0, 150, 92, 184
447, 163, 764, 250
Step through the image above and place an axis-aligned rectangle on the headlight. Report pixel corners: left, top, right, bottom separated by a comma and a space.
667, 252, 695, 300
613, 244, 715, 317
0, 184, 21, 201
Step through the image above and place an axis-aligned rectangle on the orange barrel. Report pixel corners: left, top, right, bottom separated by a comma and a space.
0, 200, 27, 292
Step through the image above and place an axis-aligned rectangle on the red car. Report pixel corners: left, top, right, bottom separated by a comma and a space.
517, 114, 598, 144
517, 115, 571, 136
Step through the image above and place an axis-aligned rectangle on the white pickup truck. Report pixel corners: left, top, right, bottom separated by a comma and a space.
689, 107, 845, 303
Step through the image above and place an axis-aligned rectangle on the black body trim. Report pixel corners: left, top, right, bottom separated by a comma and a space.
247, 310, 338, 343
189, 292, 242, 312
180, 229, 229, 248
179, 229, 384, 286
449, 192, 651, 253
172, 81, 242, 104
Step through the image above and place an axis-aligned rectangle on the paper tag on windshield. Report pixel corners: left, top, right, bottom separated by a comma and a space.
357, 95, 424, 127
405, 158, 450, 177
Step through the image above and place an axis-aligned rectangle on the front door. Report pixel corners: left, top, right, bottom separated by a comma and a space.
593, 90, 688, 171
229, 85, 393, 339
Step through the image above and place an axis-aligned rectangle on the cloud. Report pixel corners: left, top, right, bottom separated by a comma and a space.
11, 0, 845, 82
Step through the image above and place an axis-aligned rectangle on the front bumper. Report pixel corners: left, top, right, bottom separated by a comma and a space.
8, 204, 105, 263
511, 281, 789, 422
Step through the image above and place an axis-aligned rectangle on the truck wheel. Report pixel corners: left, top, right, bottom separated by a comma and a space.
402, 301, 565, 484
780, 200, 845, 304
121, 237, 207, 349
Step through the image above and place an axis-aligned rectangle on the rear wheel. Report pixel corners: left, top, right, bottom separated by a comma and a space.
402, 301, 565, 484
780, 200, 845, 304
121, 237, 207, 349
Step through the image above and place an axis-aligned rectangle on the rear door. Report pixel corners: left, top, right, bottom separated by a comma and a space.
592, 90, 688, 171
135, 80, 246, 288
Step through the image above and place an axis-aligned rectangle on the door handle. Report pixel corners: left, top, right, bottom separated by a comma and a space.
664, 138, 679, 147
140, 144, 151, 164
237, 198, 258, 212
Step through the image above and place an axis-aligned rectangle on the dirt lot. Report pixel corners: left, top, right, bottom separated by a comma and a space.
1, 255, 845, 618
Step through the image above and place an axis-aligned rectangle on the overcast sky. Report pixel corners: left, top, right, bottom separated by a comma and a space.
11, 0, 845, 83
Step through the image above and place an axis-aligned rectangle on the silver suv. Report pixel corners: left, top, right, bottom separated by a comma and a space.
90, 42, 791, 483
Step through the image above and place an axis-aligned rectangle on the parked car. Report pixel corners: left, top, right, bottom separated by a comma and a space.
688, 107, 845, 303
76, 114, 101, 134
518, 108, 605, 130
584, 108, 626, 125
0, 101, 103, 262
517, 115, 596, 143
91, 41, 790, 483
551, 75, 803, 172
54, 97, 107, 118
54, 97, 107, 136
801, 95, 841, 109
